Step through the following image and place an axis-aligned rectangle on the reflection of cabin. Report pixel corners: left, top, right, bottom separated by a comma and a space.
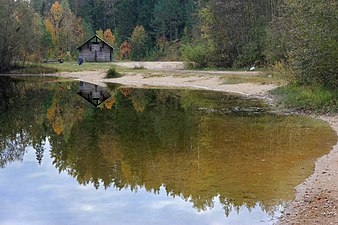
77, 34, 114, 62
77, 82, 111, 107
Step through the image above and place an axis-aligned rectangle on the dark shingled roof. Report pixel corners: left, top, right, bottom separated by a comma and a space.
77, 34, 115, 50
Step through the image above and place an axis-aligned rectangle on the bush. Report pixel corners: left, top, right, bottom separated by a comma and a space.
182, 43, 212, 68
105, 67, 120, 78
234, 42, 265, 68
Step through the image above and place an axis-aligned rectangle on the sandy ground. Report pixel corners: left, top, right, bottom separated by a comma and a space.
1, 61, 337, 224
56, 69, 276, 99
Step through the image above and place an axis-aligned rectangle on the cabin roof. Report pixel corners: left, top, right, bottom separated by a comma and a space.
77, 34, 115, 50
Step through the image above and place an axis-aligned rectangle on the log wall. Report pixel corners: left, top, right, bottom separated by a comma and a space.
79, 42, 112, 62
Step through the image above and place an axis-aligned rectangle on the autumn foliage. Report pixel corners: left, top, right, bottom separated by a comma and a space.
103, 29, 115, 46
45, 0, 88, 58
119, 40, 132, 59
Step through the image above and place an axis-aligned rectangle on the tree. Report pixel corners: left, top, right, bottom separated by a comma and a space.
103, 29, 115, 46
44, 0, 89, 58
266, 0, 337, 89
115, 0, 137, 38
130, 25, 149, 60
151, 0, 184, 41
184, 0, 281, 68
96, 28, 104, 38
120, 40, 132, 59
0, 0, 44, 72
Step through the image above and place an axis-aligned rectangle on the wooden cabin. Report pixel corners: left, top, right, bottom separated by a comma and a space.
77, 34, 114, 62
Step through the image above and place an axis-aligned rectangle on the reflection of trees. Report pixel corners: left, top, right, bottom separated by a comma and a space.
48, 87, 335, 214
0, 77, 84, 167
0, 78, 336, 216
0, 77, 49, 167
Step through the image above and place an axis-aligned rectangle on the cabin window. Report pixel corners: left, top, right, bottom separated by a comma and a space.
90, 47, 92, 51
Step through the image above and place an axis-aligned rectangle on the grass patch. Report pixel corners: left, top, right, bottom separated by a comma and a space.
221, 74, 284, 85
186, 66, 261, 72
45, 61, 115, 72
271, 85, 338, 113
105, 66, 121, 78
11, 65, 58, 74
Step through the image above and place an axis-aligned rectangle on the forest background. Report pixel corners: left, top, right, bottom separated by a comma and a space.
0, 0, 337, 92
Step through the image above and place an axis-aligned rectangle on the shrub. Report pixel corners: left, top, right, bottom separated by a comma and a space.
182, 43, 212, 68
234, 42, 264, 68
105, 67, 120, 78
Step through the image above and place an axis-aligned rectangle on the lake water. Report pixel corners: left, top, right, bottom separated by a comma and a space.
0, 77, 336, 225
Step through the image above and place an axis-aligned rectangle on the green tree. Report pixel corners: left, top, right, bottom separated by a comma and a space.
45, 0, 88, 58
151, 0, 184, 41
0, 0, 44, 72
266, 0, 337, 89
185, 0, 280, 68
130, 25, 149, 60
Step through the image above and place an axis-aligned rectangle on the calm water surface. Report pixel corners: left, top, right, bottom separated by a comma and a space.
0, 77, 336, 225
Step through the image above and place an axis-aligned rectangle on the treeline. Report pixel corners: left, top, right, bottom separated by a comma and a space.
0, 0, 336, 89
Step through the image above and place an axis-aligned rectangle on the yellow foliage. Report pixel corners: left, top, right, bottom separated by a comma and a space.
45, 18, 57, 44
103, 96, 116, 109
50, 1, 63, 25
52, 118, 63, 135
47, 97, 57, 121
103, 29, 115, 46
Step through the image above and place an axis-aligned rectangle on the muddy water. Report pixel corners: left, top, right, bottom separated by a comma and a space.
0, 77, 336, 225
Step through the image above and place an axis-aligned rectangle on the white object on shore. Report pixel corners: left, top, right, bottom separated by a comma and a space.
250, 66, 256, 71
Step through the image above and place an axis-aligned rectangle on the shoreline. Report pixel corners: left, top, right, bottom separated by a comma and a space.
278, 115, 338, 225
1, 68, 337, 224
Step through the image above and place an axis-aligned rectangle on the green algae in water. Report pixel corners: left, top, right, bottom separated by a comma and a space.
0, 77, 336, 224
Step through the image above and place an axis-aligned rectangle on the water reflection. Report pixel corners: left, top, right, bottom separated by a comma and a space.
77, 82, 111, 107
0, 77, 336, 224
